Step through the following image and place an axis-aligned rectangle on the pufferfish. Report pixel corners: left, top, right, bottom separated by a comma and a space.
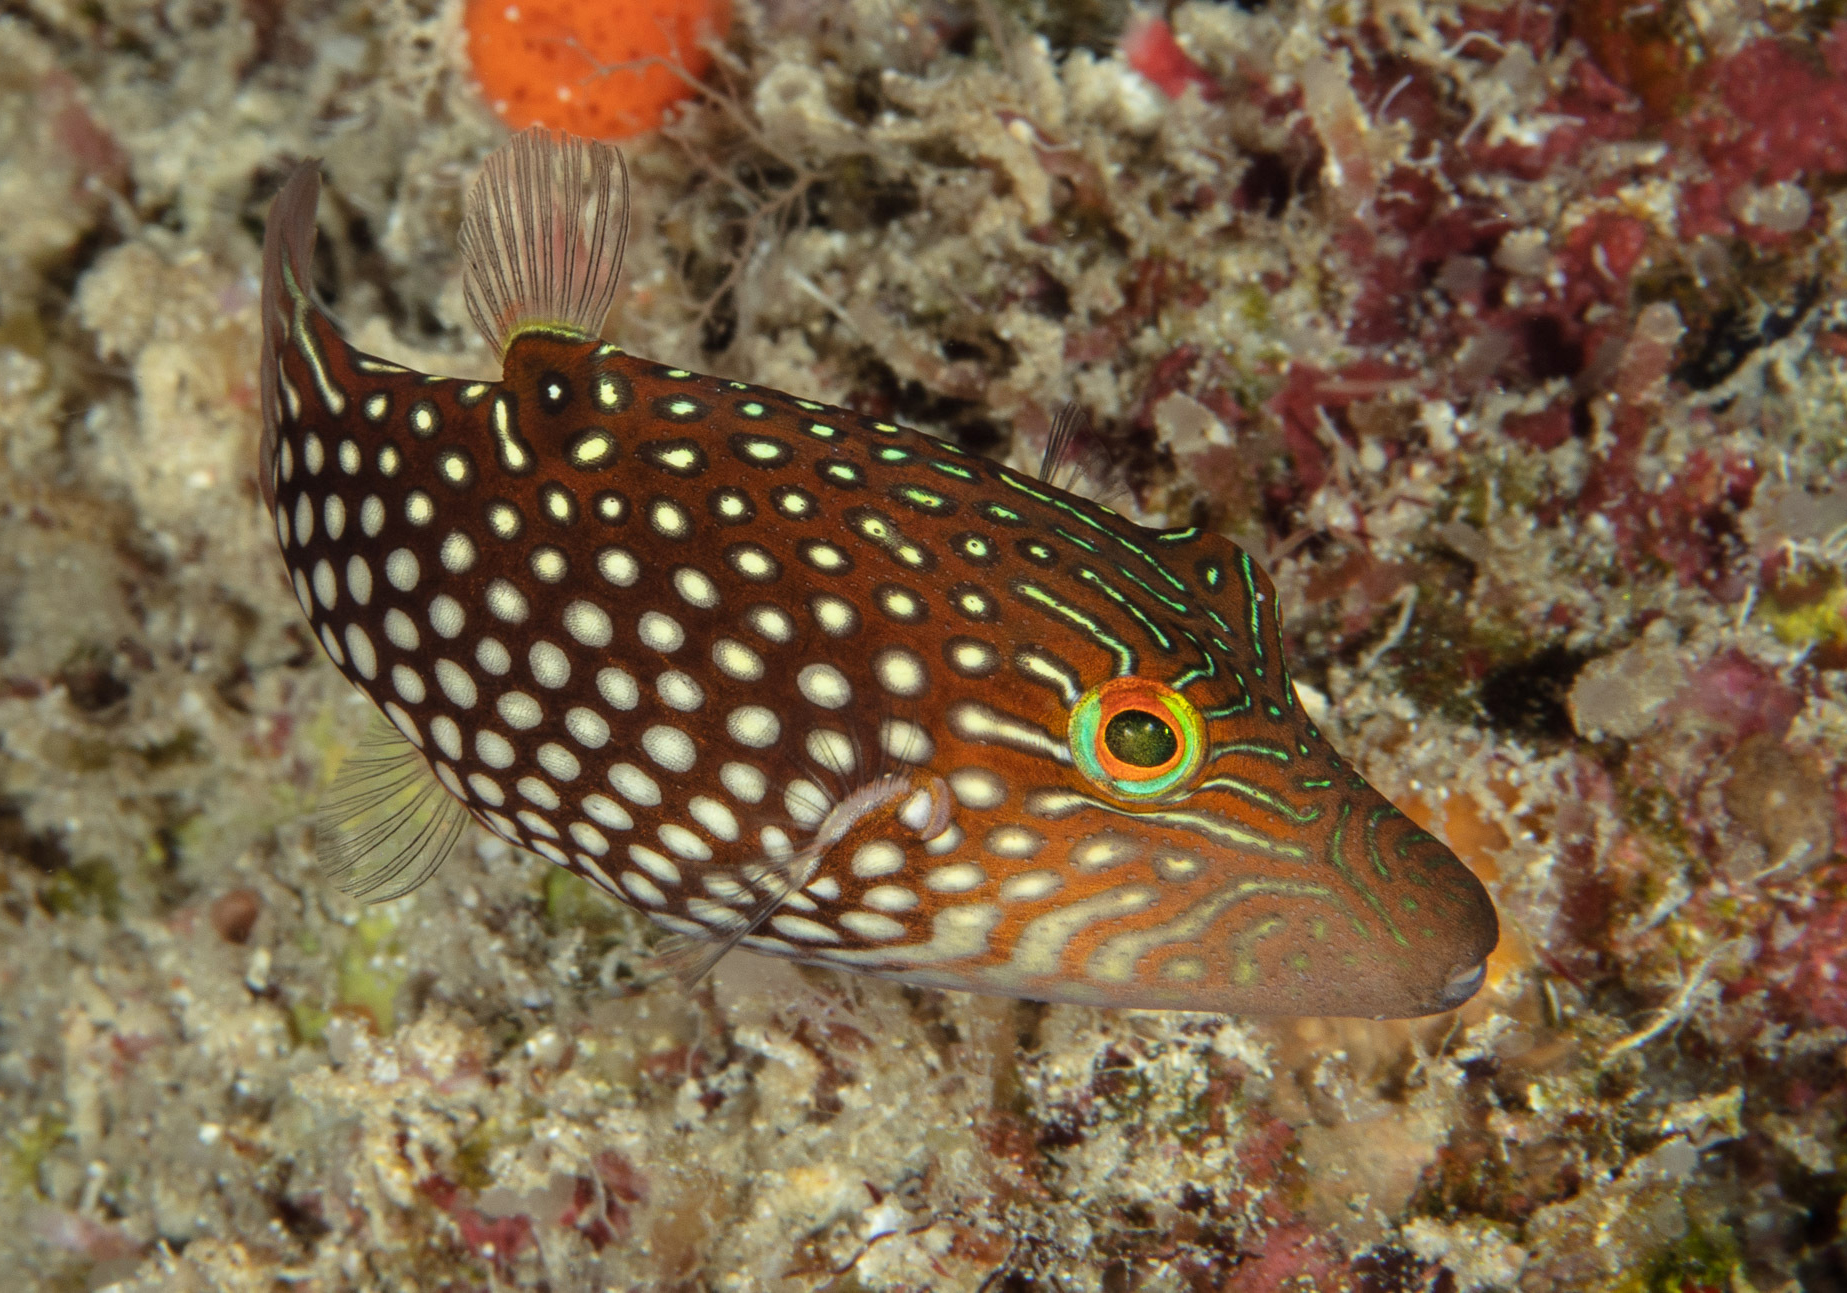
259, 127, 1497, 1018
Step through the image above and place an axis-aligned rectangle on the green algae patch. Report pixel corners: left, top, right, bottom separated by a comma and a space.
4, 1116, 67, 1195
39, 857, 121, 920
452, 1119, 503, 1192
289, 999, 331, 1048
336, 907, 408, 1034
1638, 1221, 1743, 1293
1761, 566, 1847, 668
543, 866, 628, 938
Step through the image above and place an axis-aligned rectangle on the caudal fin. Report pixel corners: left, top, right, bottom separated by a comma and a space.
457, 127, 630, 357
258, 160, 323, 512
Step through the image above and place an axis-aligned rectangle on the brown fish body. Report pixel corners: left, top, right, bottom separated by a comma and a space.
262, 130, 1498, 1018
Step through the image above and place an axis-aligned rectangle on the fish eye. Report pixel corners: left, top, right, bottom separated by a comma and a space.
1104, 708, 1179, 767
1069, 677, 1206, 801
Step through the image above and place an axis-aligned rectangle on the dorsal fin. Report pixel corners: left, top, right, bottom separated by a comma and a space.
316, 716, 469, 902
458, 127, 630, 357
1038, 403, 1125, 506
258, 159, 324, 511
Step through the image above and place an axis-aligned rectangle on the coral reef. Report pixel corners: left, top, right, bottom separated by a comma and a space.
0, 0, 1844, 1289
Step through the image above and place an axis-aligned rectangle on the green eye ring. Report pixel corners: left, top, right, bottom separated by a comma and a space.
1069, 676, 1208, 801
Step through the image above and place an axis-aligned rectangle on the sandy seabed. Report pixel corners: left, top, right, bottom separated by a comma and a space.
1, 0, 1845, 1289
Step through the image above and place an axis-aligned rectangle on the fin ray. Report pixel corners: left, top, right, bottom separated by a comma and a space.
316, 717, 468, 902
647, 706, 928, 987
458, 127, 630, 356
1038, 403, 1126, 506
655, 853, 819, 990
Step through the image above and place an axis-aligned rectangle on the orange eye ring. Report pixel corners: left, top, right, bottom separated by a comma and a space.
1068, 676, 1208, 801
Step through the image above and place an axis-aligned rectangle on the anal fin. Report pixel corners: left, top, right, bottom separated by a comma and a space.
316, 715, 468, 902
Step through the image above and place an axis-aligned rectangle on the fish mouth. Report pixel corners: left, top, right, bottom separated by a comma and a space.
1434, 959, 1489, 1011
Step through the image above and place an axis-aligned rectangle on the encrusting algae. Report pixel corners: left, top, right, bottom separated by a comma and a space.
261, 127, 1498, 1019
8, 1, 1847, 1286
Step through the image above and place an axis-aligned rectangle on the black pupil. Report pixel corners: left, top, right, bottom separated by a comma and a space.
1103, 709, 1178, 768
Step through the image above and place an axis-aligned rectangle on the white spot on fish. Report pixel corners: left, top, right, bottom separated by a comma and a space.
784, 779, 828, 827
345, 554, 372, 605
862, 885, 918, 912
1001, 871, 1062, 902
518, 776, 560, 810
392, 664, 426, 704
811, 595, 857, 637
440, 531, 476, 574
725, 706, 780, 749
597, 547, 640, 587
628, 844, 681, 884
582, 794, 632, 831
851, 840, 905, 877
622, 872, 666, 906
797, 663, 851, 709
746, 604, 794, 643
949, 768, 1007, 809
476, 730, 515, 769
673, 567, 719, 608
563, 600, 612, 646
385, 548, 419, 592
344, 624, 377, 679
485, 579, 529, 623
688, 796, 739, 841
431, 716, 462, 760
475, 637, 511, 676
312, 559, 337, 609
597, 667, 639, 710
841, 911, 906, 940
529, 640, 570, 688
569, 821, 609, 855
536, 742, 581, 781
712, 638, 763, 681
927, 863, 985, 893
428, 594, 465, 639
638, 610, 684, 653
719, 761, 767, 803
658, 822, 711, 861
656, 670, 704, 712
882, 719, 934, 765
497, 691, 543, 729
875, 648, 927, 697
642, 725, 696, 772
434, 659, 477, 708
608, 762, 662, 806
565, 707, 609, 748
383, 608, 419, 651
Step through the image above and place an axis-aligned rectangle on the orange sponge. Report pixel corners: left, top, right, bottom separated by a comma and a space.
465, 0, 730, 140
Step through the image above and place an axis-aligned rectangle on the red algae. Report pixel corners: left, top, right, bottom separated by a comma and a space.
1120, 14, 1220, 102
